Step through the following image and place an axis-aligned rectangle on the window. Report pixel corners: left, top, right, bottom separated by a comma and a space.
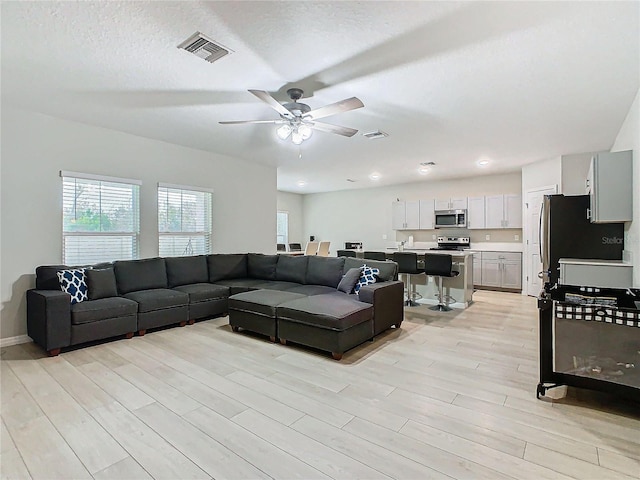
62, 171, 140, 265
158, 183, 212, 257
276, 211, 288, 245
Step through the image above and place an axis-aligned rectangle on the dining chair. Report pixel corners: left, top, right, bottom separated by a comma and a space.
304, 241, 319, 255
316, 241, 330, 257
288, 243, 302, 252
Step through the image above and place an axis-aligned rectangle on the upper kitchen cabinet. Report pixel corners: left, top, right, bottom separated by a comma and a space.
467, 196, 486, 229
485, 194, 522, 229
392, 200, 420, 230
586, 150, 632, 223
419, 199, 435, 229
435, 197, 467, 210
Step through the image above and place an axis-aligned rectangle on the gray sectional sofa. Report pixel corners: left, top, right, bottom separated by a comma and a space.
27, 253, 404, 359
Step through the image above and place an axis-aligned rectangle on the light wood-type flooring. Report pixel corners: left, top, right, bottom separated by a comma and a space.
2, 290, 639, 479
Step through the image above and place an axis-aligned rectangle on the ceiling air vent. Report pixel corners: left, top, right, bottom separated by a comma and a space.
362, 130, 388, 140
346, 178, 357, 182
178, 32, 232, 64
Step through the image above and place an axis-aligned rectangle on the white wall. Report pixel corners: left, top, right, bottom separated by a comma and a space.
561, 152, 600, 195
522, 156, 562, 195
276, 191, 304, 246
0, 108, 277, 340
611, 88, 640, 286
302, 173, 522, 252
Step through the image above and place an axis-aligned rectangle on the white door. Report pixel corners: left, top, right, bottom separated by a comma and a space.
391, 201, 406, 230
467, 196, 485, 229
419, 199, 435, 229
405, 201, 420, 229
525, 186, 557, 296
485, 195, 504, 228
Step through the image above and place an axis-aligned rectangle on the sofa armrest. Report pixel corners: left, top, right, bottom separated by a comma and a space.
27, 289, 71, 352
358, 281, 404, 336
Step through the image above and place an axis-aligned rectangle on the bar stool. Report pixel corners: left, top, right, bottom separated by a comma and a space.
336, 250, 357, 258
393, 252, 423, 307
277, 243, 286, 252
424, 254, 459, 312
363, 251, 387, 261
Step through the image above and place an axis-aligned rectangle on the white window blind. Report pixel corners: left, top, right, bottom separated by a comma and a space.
158, 184, 212, 257
62, 173, 140, 265
277, 211, 289, 245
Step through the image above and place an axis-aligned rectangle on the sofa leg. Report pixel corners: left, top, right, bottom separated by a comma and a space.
138, 329, 146, 336
179, 321, 187, 327
125, 332, 134, 339
231, 325, 240, 332
331, 352, 343, 361
187, 319, 195, 325
269, 336, 277, 343
47, 348, 61, 357
394, 322, 402, 329
279, 338, 287, 345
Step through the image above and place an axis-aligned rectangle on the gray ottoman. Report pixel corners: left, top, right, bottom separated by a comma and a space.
276, 293, 374, 360
228, 289, 306, 342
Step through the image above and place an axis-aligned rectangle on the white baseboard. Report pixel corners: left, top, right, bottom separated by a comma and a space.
0, 335, 31, 348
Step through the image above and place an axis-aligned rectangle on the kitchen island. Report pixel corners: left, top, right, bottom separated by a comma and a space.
349, 248, 474, 309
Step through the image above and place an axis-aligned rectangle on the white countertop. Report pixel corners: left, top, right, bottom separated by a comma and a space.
559, 258, 632, 267
386, 241, 523, 253
386, 247, 473, 257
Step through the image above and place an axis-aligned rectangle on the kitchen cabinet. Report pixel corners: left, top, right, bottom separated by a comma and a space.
480, 252, 522, 290
485, 194, 522, 228
586, 150, 632, 223
472, 252, 482, 286
391, 200, 420, 230
467, 196, 485, 229
419, 199, 435, 229
435, 197, 467, 210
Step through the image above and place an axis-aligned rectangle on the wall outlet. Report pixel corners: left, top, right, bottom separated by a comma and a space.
382, 234, 387, 240
485, 234, 491, 241
514, 234, 519, 241
432, 234, 436, 240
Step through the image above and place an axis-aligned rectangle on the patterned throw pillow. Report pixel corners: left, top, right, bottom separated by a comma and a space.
354, 265, 380, 294
57, 268, 89, 304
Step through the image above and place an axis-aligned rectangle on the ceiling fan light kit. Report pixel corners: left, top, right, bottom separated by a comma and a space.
220, 88, 363, 145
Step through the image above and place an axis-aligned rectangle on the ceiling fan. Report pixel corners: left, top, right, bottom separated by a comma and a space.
219, 88, 364, 144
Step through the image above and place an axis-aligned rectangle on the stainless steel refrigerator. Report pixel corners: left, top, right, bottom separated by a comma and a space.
540, 194, 624, 289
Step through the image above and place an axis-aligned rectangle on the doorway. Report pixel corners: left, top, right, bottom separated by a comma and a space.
525, 185, 557, 296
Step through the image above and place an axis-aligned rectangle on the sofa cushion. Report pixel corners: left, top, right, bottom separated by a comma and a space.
305, 256, 345, 288
165, 255, 208, 287
354, 265, 380, 294
344, 257, 396, 281
286, 285, 337, 296
86, 268, 118, 300
207, 254, 248, 282
123, 289, 188, 313
114, 258, 168, 294
337, 267, 362, 295
229, 290, 306, 317
36, 265, 68, 290
252, 281, 301, 292
276, 255, 308, 284
173, 283, 229, 303
71, 297, 138, 325
57, 269, 89, 304
214, 278, 266, 295
247, 253, 278, 280
277, 293, 373, 331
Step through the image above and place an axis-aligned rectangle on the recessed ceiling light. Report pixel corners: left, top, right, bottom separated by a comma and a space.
477, 158, 490, 167
418, 166, 431, 175
297, 180, 306, 187
369, 172, 381, 181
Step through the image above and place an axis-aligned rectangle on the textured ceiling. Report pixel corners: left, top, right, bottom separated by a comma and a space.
2, 1, 639, 193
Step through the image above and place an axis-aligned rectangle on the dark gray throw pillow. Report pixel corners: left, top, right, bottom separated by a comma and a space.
86, 268, 118, 300
337, 267, 361, 294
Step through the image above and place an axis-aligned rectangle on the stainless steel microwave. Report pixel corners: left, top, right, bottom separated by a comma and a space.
434, 209, 467, 228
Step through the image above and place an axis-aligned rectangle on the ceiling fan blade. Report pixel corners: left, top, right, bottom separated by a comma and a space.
310, 121, 358, 137
306, 97, 364, 120
219, 119, 283, 125
248, 89, 292, 117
